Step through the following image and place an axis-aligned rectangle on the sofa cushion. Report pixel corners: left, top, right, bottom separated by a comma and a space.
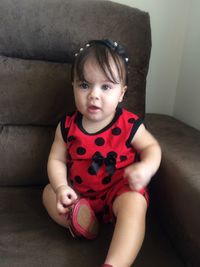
0, 56, 73, 126
146, 114, 200, 266
0, 186, 183, 267
0, 125, 54, 186
0, 55, 73, 186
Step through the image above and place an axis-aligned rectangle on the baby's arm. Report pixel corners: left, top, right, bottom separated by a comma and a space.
47, 123, 78, 214
124, 124, 161, 191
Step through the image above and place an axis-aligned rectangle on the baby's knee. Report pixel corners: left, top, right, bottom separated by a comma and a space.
113, 191, 147, 217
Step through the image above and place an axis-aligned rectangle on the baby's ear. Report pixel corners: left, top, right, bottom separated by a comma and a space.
119, 86, 127, 102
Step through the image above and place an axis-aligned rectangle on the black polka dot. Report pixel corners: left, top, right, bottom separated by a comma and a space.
68, 135, 76, 142
107, 151, 117, 158
120, 155, 127, 162
76, 147, 86, 155
95, 137, 105, 146
88, 166, 97, 175
112, 127, 121, 135
102, 176, 112, 184
128, 118, 136, 124
87, 189, 95, 194
74, 176, 83, 184
100, 193, 107, 201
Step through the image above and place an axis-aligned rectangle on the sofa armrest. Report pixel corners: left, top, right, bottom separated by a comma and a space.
145, 114, 200, 266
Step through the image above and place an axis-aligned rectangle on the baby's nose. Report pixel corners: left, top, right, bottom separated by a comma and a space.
89, 87, 100, 99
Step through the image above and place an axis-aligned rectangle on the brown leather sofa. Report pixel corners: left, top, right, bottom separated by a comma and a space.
0, 0, 199, 266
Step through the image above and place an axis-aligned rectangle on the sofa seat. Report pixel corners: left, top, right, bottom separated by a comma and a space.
0, 187, 183, 267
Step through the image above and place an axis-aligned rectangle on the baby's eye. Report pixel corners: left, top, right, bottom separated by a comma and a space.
101, 84, 111, 90
80, 82, 89, 89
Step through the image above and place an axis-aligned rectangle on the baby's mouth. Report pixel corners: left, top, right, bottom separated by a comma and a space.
88, 105, 101, 112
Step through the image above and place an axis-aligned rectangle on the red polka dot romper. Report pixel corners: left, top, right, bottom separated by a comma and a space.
61, 107, 148, 222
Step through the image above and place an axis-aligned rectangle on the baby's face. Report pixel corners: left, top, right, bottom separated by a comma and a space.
73, 56, 127, 128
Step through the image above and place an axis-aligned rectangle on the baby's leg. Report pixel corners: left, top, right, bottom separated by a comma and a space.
104, 191, 147, 267
42, 184, 69, 227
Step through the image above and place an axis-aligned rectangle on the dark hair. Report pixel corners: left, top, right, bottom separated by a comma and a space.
71, 40, 129, 86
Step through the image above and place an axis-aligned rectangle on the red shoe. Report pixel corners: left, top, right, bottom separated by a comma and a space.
67, 198, 99, 240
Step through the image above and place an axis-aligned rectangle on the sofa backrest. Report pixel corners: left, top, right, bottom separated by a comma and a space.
0, 0, 151, 186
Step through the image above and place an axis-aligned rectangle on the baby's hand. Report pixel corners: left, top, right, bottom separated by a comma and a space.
55, 185, 78, 215
124, 162, 151, 191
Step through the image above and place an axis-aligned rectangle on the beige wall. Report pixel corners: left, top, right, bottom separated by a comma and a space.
109, 0, 200, 130
174, 0, 200, 130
